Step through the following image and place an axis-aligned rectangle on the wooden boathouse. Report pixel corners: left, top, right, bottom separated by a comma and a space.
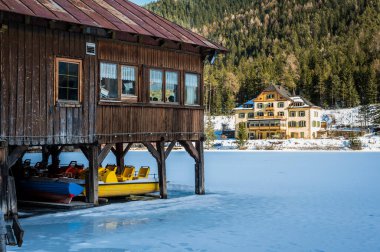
0, 0, 225, 246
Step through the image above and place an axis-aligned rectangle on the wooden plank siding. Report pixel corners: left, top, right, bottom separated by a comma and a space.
0, 15, 205, 146
96, 39, 204, 143
0, 16, 97, 146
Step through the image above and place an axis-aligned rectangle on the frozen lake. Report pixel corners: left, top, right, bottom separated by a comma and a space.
12, 151, 380, 252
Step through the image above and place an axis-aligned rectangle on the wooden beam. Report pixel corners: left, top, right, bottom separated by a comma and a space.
0, 142, 8, 215
179, 141, 199, 162
7, 146, 28, 168
143, 142, 160, 162
79, 145, 90, 161
156, 141, 167, 199
165, 141, 176, 159
97, 143, 113, 165
87, 145, 99, 205
195, 141, 205, 195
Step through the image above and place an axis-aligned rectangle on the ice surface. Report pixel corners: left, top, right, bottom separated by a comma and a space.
13, 151, 380, 252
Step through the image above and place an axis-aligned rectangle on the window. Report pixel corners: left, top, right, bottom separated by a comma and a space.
56, 58, 82, 102
150, 69, 163, 102
278, 102, 284, 108
278, 112, 284, 116
300, 132, 305, 138
185, 73, 200, 105
314, 111, 319, 117
257, 103, 263, 109
317, 121, 320, 127
312, 121, 317, 127
290, 111, 296, 117
299, 121, 306, 127
288, 121, 297, 127
248, 112, 254, 118
165, 71, 179, 103
268, 112, 274, 116
100, 62, 118, 99
299, 111, 305, 117
266, 94, 274, 99
121, 66, 137, 98
100, 62, 138, 101
267, 103, 274, 108
257, 112, 264, 117
239, 113, 245, 118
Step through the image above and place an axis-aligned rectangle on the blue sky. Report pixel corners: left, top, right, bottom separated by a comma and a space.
130, 0, 154, 6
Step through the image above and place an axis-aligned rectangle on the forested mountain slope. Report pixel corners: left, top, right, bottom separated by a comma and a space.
146, 0, 380, 114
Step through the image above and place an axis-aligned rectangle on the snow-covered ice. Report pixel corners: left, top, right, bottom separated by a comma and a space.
12, 151, 380, 252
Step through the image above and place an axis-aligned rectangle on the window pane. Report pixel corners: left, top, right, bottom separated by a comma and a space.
185, 73, 199, 105
68, 76, 78, 88
68, 88, 78, 101
58, 61, 79, 101
68, 63, 78, 76
59, 62, 68, 75
121, 66, 136, 96
58, 87, 67, 100
100, 62, 118, 99
165, 71, 178, 102
150, 69, 163, 102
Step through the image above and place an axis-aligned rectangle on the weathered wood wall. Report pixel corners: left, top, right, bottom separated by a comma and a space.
96, 40, 204, 143
0, 14, 205, 146
0, 16, 97, 146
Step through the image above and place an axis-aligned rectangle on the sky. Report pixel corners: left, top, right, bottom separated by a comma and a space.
129, 0, 154, 6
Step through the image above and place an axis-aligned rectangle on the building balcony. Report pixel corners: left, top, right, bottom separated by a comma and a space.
251, 116, 285, 120
248, 126, 284, 130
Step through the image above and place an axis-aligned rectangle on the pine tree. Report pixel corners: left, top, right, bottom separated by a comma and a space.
236, 122, 248, 149
205, 116, 216, 149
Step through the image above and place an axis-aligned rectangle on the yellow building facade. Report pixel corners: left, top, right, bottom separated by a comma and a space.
234, 85, 322, 139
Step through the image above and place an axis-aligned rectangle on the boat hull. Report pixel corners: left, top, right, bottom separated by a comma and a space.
17, 178, 84, 204
84, 180, 159, 198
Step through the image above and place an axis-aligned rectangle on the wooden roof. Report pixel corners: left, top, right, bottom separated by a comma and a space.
0, 0, 226, 52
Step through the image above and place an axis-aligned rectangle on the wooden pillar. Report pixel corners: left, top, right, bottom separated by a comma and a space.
195, 140, 205, 195
87, 145, 99, 205
49, 146, 61, 169
115, 143, 124, 175
41, 146, 50, 166
156, 140, 167, 199
0, 141, 9, 216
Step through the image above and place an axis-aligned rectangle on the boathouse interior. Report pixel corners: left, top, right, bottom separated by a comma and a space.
0, 0, 225, 246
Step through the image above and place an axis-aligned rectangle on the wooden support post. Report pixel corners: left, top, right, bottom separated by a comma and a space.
156, 140, 167, 199
115, 143, 124, 175
41, 146, 50, 166
195, 140, 205, 195
48, 146, 62, 169
87, 145, 99, 205
0, 141, 9, 216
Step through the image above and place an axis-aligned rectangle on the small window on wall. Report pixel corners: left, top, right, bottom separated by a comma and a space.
150, 69, 163, 102
185, 73, 200, 105
56, 58, 82, 103
165, 71, 179, 103
121, 65, 137, 98
239, 113, 245, 118
100, 62, 118, 99
248, 112, 254, 118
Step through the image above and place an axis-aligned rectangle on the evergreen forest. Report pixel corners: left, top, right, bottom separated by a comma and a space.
147, 0, 380, 115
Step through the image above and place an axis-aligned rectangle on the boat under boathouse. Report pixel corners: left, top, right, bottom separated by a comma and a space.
0, 0, 226, 247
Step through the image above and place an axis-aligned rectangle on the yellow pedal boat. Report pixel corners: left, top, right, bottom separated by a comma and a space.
84, 165, 159, 198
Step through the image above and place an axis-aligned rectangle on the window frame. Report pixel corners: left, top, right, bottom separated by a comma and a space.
257, 103, 263, 109
299, 111, 306, 117
120, 64, 139, 101
248, 112, 254, 118
99, 60, 139, 102
278, 102, 284, 108
184, 72, 201, 106
239, 113, 245, 118
55, 57, 82, 105
148, 68, 181, 104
